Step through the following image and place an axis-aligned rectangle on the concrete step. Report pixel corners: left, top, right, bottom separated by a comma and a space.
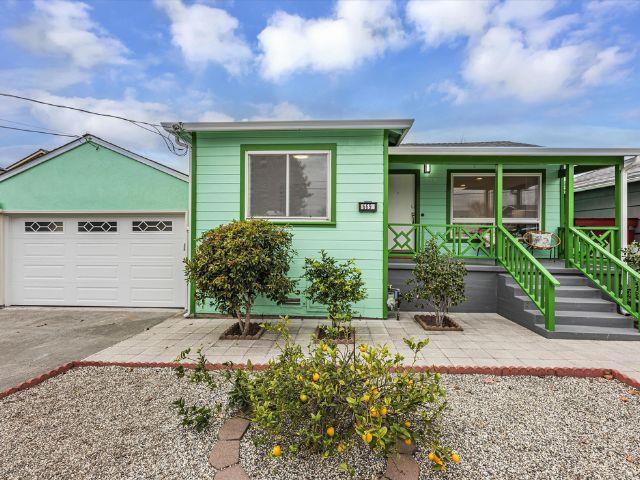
515, 295, 616, 313
525, 309, 634, 328
532, 323, 640, 341
555, 285, 602, 299
500, 274, 591, 287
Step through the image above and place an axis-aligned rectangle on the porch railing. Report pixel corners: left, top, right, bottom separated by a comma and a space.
388, 223, 496, 258
567, 227, 640, 325
497, 226, 559, 331
558, 226, 618, 257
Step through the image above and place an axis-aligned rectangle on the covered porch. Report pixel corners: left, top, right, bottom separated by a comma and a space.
385, 145, 640, 334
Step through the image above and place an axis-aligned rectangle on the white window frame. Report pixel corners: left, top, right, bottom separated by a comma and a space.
450, 172, 542, 227
245, 150, 332, 222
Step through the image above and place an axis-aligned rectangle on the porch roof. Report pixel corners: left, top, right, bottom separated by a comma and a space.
389, 145, 640, 166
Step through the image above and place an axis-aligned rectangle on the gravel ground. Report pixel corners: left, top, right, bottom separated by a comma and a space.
0, 367, 231, 480
1, 368, 639, 479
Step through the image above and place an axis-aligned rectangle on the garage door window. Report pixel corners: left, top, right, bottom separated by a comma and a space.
24, 221, 63, 232
132, 220, 173, 232
78, 221, 117, 232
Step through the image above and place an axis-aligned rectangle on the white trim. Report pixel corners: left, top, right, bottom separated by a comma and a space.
244, 150, 332, 222
0, 135, 188, 183
390, 146, 640, 157
450, 172, 542, 225
163, 119, 414, 133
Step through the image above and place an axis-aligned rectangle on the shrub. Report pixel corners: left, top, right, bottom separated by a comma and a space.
303, 250, 367, 331
405, 239, 467, 327
623, 241, 640, 272
228, 317, 455, 472
184, 219, 296, 337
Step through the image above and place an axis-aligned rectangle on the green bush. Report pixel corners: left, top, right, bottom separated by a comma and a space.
623, 241, 640, 272
303, 250, 367, 331
405, 239, 467, 327
184, 219, 296, 336
229, 317, 455, 472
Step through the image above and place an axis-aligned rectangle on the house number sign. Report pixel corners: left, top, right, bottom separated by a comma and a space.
358, 201, 378, 213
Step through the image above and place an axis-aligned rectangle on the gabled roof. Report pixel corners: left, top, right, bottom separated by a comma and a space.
575, 159, 640, 192
5, 148, 49, 171
0, 134, 187, 183
402, 141, 540, 147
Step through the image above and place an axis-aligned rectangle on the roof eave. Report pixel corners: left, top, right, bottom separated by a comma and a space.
389, 146, 640, 157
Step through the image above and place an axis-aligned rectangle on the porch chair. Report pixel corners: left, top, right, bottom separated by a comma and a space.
522, 231, 561, 259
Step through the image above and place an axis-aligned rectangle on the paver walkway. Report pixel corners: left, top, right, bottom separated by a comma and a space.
85, 312, 640, 383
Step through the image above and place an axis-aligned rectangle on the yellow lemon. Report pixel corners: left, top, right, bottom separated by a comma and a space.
404, 438, 412, 446
362, 393, 371, 403
300, 393, 308, 402
452, 452, 460, 463
370, 407, 378, 418
272, 445, 282, 457
404, 420, 411, 428
326, 426, 335, 437
362, 432, 373, 443
379, 406, 387, 417
312, 372, 320, 382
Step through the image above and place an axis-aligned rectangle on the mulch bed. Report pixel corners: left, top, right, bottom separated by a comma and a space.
414, 314, 464, 331
220, 322, 265, 340
314, 325, 355, 344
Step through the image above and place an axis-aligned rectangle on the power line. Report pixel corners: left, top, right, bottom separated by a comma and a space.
0, 92, 159, 126
0, 92, 188, 156
0, 124, 80, 138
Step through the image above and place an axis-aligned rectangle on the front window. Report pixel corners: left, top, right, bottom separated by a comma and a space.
451, 173, 542, 237
246, 151, 330, 221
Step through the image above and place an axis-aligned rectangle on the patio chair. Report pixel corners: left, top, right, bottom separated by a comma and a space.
522, 231, 561, 259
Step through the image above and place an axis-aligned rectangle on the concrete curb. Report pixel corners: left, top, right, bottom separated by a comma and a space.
1, 361, 639, 401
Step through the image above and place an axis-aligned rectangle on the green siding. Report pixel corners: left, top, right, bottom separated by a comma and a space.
194, 129, 386, 318
0, 142, 187, 211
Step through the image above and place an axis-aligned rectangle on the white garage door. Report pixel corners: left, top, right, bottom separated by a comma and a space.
7, 214, 186, 307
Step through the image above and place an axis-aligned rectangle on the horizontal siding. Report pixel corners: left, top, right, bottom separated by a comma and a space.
194, 129, 386, 318
575, 183, 640, 239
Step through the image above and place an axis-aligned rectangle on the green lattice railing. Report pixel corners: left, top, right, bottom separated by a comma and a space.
388, 224, 496, 258
558, 226, 618, 257
497, 226, 560, 331
567, 227, 640, 326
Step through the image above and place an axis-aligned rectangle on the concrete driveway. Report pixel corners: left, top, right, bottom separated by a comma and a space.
0, 307, 180, 391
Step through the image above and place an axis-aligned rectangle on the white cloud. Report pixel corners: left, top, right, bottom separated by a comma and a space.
258, 0, 406, 80
155, 0, 252, 75
6, 0, 128, 68
248, 101, 308, 121
416, 0, 634, 104
197, 110, 234, 122
406, 0, 493, 47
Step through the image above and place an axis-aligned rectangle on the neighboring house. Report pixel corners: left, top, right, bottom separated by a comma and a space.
0, 134, 188, 308
575, 162, 640, 242
162, 119, 640, 340
5, 148, 49, 171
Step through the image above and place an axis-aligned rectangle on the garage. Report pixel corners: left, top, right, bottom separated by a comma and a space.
6, 214, 187, 307
0, 134, 189, 308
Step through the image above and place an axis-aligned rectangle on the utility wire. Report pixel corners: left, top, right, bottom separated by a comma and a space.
0, 124, 80, 138
0, 92, 188, 156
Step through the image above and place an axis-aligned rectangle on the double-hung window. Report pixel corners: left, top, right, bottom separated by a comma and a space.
451, 172, 542, 237
245, 150, 332, 222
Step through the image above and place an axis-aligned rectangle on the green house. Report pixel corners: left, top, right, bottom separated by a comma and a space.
163, 119, 640, 340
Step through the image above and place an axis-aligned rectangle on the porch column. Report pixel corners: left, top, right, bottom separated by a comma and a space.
564, 164, 575, 267
495, 164, 503, 259
615, 162, 627, 258
0, 211, 4, 306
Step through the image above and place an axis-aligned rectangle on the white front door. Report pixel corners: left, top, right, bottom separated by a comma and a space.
6, 214, 186, 307
388, 173, 416, 253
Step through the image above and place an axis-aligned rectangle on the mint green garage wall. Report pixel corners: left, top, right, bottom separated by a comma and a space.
0, 142, 187, 211
194, 129, 386, 319
391, 163, 562, 250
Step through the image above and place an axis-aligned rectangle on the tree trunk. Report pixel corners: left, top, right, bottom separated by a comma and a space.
241, 301, 252, 338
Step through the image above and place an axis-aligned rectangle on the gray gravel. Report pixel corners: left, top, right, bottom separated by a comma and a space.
0, 366, 231, 480
1, 368, 639, 479
419, 374, 640, 480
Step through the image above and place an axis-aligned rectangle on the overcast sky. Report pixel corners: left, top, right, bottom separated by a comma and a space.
1, 0, 639, 172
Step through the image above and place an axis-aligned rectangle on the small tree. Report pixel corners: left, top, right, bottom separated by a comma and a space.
303, 250, 367, 329
405, 239, 467, 327
184, 219, 296, 337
